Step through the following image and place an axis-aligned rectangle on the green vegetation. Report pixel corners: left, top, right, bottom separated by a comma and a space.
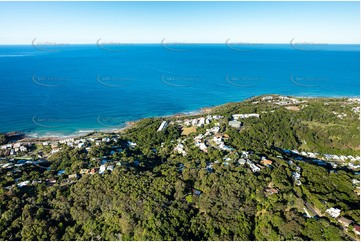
0, 134, 6, 145
0, 95, 359, 240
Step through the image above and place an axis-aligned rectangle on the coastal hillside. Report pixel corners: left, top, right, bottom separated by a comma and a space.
0, 95, 360, 240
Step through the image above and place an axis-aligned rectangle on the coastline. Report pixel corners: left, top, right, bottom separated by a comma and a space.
3, 94, 359, 143
9, 107, 212, 143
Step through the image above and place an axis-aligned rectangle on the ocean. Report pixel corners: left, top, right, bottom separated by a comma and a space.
0, 44, 359, 137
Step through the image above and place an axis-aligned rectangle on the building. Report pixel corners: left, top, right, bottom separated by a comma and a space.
232, 113, 260, 120
246, 160, 260, 173
51, 148, 60, 154
353, 224, 360, 235
57, 170, 65, 176
326, 207, 341, 218
89, 168, 99, 174
127, 141, 137, 147
68, 174, 79, 180
99, 165, 106, 174
228, 120, 243, 129
337, 217, 353, 228
238, 159, 246, 165
46, 178, 57, 185
157, 121, 168, 132
261, 159, 273, 166
265, 188, 278, 196
17, 181, 30, 188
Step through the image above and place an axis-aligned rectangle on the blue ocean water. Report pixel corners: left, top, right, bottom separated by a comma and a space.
0, 44, 359, 137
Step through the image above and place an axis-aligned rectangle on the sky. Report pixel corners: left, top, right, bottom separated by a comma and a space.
0, 1, 359, 44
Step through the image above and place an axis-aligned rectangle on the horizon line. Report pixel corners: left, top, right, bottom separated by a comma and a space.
0, 42, 360, 46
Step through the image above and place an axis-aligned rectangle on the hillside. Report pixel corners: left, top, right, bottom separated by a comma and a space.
0, 95, 360, 240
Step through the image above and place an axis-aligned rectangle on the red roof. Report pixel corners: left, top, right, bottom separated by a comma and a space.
354, 224, 360, 232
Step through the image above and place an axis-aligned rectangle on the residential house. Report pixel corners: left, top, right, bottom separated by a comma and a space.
68, 174, 79, 180
17, 181, 30, 188
265, 188, 278, 196
337, 217, 353, 228
89, 168, 99, 174
57, 170, 65, 176
46, 178, 57, 186
353, 224, 360, 235
228, 120, 243, 129
193, 189, 202, 196
261, 159, 273, 166
232, 113, 260, 120
238, 159, 246, 165
326, 207, 341, 218
127, 141, 137, 147
102, 137, 110, 142
99, 165, 106, 174
157, 121, 168, 132
51, 143, 59, 149
51, 148, 60, 154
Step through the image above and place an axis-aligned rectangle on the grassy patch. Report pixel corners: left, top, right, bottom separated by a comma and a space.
181, 126, 197, 136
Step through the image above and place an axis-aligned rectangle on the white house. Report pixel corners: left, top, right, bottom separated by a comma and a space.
228, 120, 242, 129
326, 207, 341, 218
157, 121, 168, 132
99, 165, 106, 174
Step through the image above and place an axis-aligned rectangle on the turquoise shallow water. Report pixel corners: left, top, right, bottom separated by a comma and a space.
0, 44, 359, 137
